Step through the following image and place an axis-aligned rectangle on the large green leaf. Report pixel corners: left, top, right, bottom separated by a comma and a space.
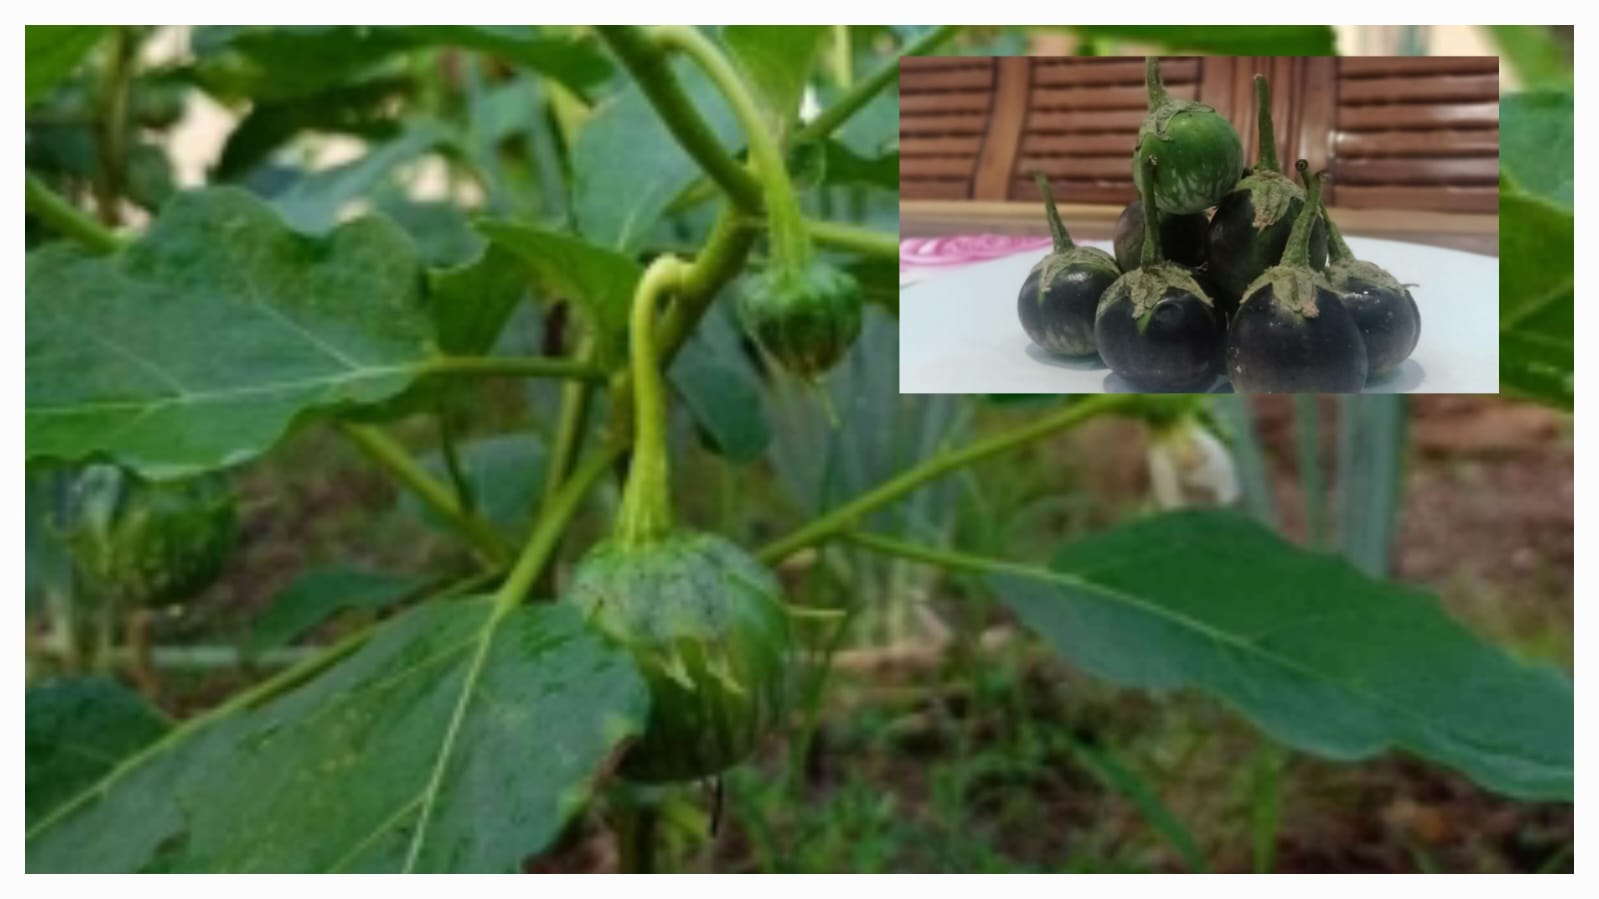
1499, 185, 1573, 409
984, 510, 1572, 800
724, 26, 828, 134
427, 243, 527, 356
1062, 25, 1337, 55
245, 566, 425, 653
475, 219, 642, 366
26, 26, 107, 106
571, 57, 742, 252
26, 188, 434, 480
1501, 90, 1574, 208
27, 678, 169, 828
27, 599, 648, 872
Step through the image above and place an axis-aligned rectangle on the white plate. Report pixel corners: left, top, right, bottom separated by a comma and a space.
899, 236, 1498, 394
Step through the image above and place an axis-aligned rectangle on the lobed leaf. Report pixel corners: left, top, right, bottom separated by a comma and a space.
26, 188, 435, 480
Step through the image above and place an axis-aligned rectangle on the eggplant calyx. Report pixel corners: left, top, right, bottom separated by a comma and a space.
1128, 261, 1211, 318
1244, 264, 1331, 318
1236, 169, 1302, 231
1327, 258, 1410, 295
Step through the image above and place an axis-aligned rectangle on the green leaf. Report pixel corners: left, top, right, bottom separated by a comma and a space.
1486, 26, 1573, 89
26, 188, 435, 480
26, 26, 108, 106
724, 26, 828, 134
670, 308, 771, 462
985, 509, 1573, 800
475, 219, 642, 366
571, 57, 742, 251
1501, 90, 1573, 208
427, 244, 526, 356
396, 26, 613, 95
215, 75, 414, 182
245, 567, 424, 653
404, 433, 547, 540
1499, 185, 1573, 409
27, 599, 648, 872
27, 677, 169, 828
270, 123, 450, 234
1063, 25, 1337, 55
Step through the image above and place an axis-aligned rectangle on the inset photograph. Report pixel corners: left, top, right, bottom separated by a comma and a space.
900, 55, 1501, 394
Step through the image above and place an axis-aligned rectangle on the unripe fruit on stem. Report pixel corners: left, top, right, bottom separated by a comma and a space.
65, 466, 238, 608
1018, 171, 1121, 356
741, 260, 863, 378
566, 532, 791, 783
1226, 163, 1368, 393
1133, 57, 1244, 215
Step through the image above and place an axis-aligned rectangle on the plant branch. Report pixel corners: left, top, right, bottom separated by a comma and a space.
595, 25, 763, 214
804, 218, 899, 260
756, 395, 1136, 564
653, 25, 811, 267
842, 530, 1045, 581
422, 355, 606, 382
795, 25, 960, 144
337, 422, 513, 565
25, 173, 123, 253
92, 25, 136, 225
492, 443, 625, 616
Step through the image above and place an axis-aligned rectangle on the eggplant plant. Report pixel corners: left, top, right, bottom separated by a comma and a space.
24, 27, 1572, 873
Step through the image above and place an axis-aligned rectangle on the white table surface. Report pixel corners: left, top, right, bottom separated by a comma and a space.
899, 236, 1499, 395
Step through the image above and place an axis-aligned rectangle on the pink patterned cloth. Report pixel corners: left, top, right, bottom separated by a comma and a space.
900, 234, 1051, 272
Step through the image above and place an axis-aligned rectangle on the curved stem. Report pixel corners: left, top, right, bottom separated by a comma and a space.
26, 173, 122, 253
795, 25, 960, 144
804, 218, 898, 259
1253, 74, 1280, 174
1283, 161, 1324, 268
1137, 154, 1162, 267
1145, 56, 1169, 107
757, 395, 1136, 564
538, 348, 595, 516
337, 422, 513, 564
92, 26, 135, 226
617, 257, 688, 545
1030, 170, 1074, 252
653, 25, 810, 268
596, 26, 763, 214
422, 355, 606, 382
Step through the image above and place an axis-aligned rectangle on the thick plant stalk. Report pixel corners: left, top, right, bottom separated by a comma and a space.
652, 25, 811, 268
757, 395, 1137, 563
595, 26, 763, 213
25, 173, 122, 253
616, 257, 690, 546
1282, 161, 1325, 268
1031, 170, 1074, 252
1138, 154, 1163, 268
1254, 74, 1281, 174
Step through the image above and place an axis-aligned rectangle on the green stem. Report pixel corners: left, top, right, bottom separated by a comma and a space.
842, 531, 1033, 579
492, 444, 625, 616
1145, 56, 1169, 107
1137, 154, 1162, 267
1253, 74, 1280, 174
1324, 210, 1356, 264
437, 406, 475, 515
423, 355, 606, 382
804, 218, 899, 259
617, 257, 689, 545
337, 422, 513, 564
92, 25, 135, 226
1030, 170, 1074, 252
653, 25, 811, 268
25, 173, 122, 253
596, 26, 764, 214
1283, 161, 1324, 268
795, 25, 960, 144
757, 395, 1135, 564
537, 351, 595, 518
